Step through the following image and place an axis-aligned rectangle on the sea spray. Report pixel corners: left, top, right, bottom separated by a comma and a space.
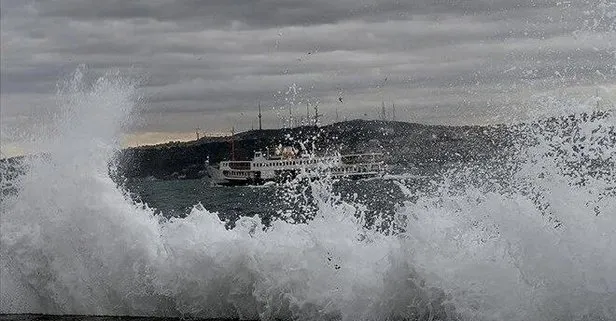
0, 68, 165, 315
1, 68, 616, 320
391, 107, 616, 320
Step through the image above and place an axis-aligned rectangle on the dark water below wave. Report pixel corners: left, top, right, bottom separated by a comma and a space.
123, 174, 435, 226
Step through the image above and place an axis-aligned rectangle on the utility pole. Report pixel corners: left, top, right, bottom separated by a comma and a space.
306, 102, 310, 125
258, 102, 262, 130
381, 101, 386, 121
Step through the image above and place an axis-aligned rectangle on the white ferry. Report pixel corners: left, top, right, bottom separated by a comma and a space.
207, 146, 385, 186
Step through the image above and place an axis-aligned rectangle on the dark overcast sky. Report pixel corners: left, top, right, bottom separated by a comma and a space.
1, 0, 614, 148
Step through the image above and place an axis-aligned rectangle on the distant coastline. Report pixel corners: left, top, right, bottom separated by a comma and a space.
3, 111, 611, 181
114, 119, 512, 180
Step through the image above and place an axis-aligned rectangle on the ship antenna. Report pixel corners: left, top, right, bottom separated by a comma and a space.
231, 126, 235, 161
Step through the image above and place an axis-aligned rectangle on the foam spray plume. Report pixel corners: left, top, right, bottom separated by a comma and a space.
1, 69, 616, 320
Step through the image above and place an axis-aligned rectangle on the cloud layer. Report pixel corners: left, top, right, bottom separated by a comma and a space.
1, 0, 614, 148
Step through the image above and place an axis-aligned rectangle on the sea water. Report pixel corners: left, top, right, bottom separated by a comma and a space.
1, 67, 615, 321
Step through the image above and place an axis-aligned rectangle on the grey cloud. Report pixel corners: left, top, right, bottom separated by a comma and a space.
29, 0, 576, 28
1, 0, 614, 146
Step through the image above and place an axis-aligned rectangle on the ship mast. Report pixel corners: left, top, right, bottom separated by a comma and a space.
288, 103, 293, 128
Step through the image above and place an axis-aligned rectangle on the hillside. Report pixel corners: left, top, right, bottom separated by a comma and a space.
113, 120, 512, 180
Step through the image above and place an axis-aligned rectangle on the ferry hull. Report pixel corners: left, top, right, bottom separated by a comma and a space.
207, 165, 383, 186
206, 165, 260, 186
208, 149, 386, 186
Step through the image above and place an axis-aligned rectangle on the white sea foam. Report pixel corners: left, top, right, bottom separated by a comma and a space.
1, 68, 615, 321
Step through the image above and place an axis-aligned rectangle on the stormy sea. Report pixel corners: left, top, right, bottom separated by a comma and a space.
1, 70, 615, 321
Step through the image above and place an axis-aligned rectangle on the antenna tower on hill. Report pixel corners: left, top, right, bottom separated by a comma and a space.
314, 103, 322, 126
258, 102, 263, 130
392, 102, 396, 121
